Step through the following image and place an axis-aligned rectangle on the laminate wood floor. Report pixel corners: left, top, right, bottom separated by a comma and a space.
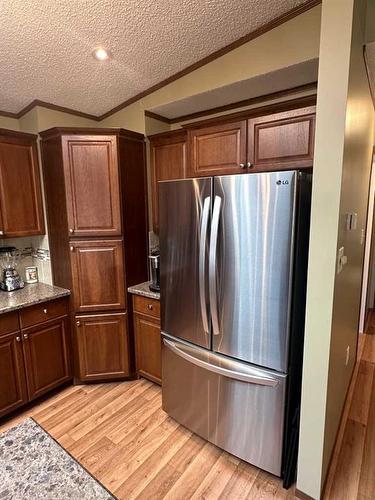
2, 334, 375, 500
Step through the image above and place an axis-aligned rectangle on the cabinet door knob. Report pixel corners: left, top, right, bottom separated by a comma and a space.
0, 230, 3, 236
70, 246, 74, 252
69, 228, 74, 233
76, 321, 81, 326
16, 336, 21, 342
43, 308, 48, 314
247, 162, 253, 168
147, 304, 153, 310
23, 333, 28, 340
239, 163, 246, 169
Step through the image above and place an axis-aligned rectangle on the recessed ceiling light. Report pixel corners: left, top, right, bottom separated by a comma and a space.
92, 47, 111, 61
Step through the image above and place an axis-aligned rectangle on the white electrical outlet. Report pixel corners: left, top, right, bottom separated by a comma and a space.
337, 247, 346, 274
346, 346, 350, 366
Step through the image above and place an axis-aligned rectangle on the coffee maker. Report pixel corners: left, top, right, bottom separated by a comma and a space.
149, 249, 160, 292
0, 247, 25, 291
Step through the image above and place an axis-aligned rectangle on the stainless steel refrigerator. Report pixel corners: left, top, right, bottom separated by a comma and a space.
159, 170, 311, 482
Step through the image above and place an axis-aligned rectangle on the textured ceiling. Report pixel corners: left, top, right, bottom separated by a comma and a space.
366, 42, 375, 99
0, 0, 311, 117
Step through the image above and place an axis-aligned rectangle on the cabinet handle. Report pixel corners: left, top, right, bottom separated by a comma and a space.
147, 304, 153, 310
23, 333, 28, 340
76, 321, 81, 327
16, 336, 21, 342
0, 230, 3, 236
69, 228, 74, 234
247, 162, 253, 168
43, 308, 48, 314
239, 163, 246, 169
70, 246, 74, 252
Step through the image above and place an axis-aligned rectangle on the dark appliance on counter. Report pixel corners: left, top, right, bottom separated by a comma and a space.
149, 249, 160, 292
159, 170, 312, 488
0, 247, 25, 291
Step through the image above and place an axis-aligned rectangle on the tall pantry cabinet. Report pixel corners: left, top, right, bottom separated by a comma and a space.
40, 128, 148, 383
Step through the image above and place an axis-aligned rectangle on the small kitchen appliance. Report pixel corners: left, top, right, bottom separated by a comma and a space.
0, 247, 25, 291
149, 249, 160, 292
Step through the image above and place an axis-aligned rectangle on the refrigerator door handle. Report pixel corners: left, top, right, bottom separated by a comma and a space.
163, 338, 279, 387
209, 195, 222, 336
199, 196, 211, 334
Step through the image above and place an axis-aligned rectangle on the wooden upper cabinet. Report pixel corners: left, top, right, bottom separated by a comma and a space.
62, 136, 121, 237
247, 106, 316, 171
0, 331, 28, 417
70, 239, 126, 312
187, 121, 247, 177
0, 130, 45, 238
75, 312, 129, 381
150, 131, 187, 232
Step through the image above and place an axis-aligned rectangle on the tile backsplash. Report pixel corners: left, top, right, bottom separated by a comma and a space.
0, 238, 52, 285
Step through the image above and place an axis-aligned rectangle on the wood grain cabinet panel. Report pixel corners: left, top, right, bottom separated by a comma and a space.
0, 331, 28, 417
0, 130, 45, 237
22, 317, 71, 401
188, 121, 247, 177
75, 312, 129, 381
70, 240, 126, 312
150, 131, 186, 232
247, 106, 316, 171
134, 315, 161, 385
62, 136, 121, 237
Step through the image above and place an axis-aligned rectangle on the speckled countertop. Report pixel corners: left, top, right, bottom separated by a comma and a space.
0, 282, 70, 314
128, 281, 160, 300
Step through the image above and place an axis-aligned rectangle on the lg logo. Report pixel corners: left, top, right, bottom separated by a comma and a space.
276, 180, 289, 185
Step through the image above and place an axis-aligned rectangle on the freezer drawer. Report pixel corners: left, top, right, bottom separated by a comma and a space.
162, 335, 287, 476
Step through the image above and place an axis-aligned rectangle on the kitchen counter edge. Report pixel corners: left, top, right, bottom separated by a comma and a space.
128, 281, 160, 300
0, 283, 71, 315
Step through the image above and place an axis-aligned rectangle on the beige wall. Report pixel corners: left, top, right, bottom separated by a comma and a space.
101, 5, 321, 133
0, 115, 20, 130
297, 0, 374, 498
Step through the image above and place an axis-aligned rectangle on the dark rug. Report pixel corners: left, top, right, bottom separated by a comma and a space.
0, 418, 114, 500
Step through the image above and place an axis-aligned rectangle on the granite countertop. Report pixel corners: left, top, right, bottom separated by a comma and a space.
0, 282, 71, 314
128, 281, 160, 300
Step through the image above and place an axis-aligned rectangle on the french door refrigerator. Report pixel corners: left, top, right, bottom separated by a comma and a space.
159, 170, 311, 484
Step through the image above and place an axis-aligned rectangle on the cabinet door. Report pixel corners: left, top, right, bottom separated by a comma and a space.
0, 332, 28, 417
150, 132, 186, 232
0, 137, 45, 237
70, 239, 126, 312
134, 314, 161, 385
247, 107, 316, 171
22, 317, 71, 401
75, 312, 129, 381
188, 121, 247, 177
62, 136, 121, 237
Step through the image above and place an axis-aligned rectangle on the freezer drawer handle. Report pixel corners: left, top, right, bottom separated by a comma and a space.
209, 195, 222, 336
163, 338, 279, 387
199, 196, 211, 334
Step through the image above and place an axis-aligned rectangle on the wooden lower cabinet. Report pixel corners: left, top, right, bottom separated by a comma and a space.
0, 331, 28, 417
0, 298, 72, 418
22, 317, 71, 401
75, 312, 130, 381
133, 295, 161, 385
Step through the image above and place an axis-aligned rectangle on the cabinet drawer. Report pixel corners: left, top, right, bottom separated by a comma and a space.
133, 295, 160, 319
20, 298, 69, 329
0, 311, 20, 336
